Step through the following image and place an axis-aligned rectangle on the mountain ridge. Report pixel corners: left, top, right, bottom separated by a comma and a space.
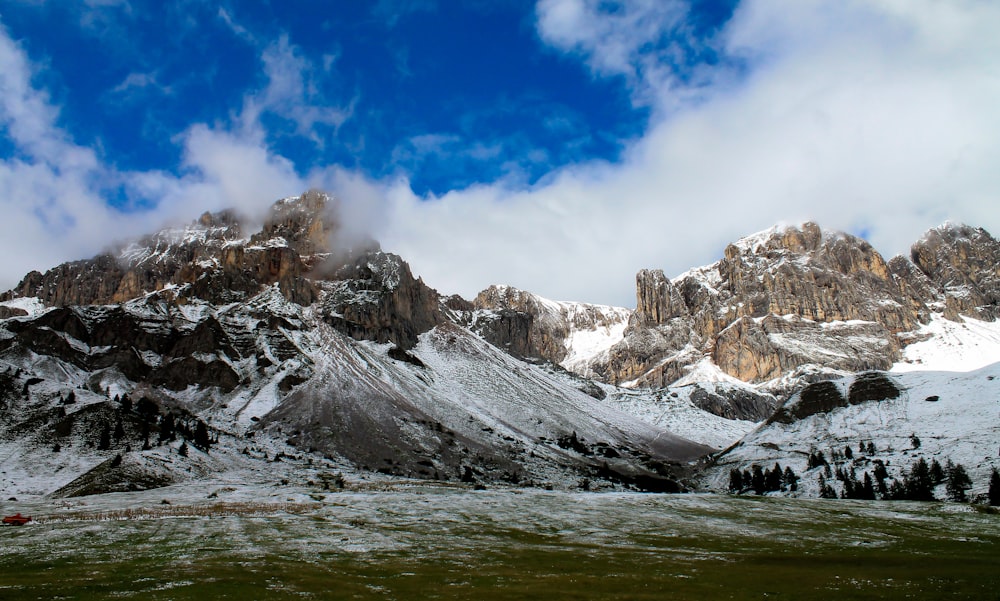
2, 192, 998, 500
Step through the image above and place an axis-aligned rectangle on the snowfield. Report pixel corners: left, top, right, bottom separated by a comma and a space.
702, 363, 1000, 500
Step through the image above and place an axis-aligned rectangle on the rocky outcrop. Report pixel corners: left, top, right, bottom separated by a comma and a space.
0, 301, 295, 393
686, 383, 778, 422
320, 251, 444, 350
594, 222, 1000, 388
459, 285, 631, 377
909, 223, 1000, 320
469, 285, 570, 362
0, 306, 27, 319
634, 269, 689, 325
0, 192, 349, 308
767, 371, 900, 425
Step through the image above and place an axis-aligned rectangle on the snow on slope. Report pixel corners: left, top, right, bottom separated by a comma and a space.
607, 387, 757, 450
702, 365, 1000, 499
397, 324, 712, 461
893, 313, 1000, 373
558, 303, 630, 376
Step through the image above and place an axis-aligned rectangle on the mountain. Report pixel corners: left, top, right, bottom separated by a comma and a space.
471, 222, 1000, 397
0, 192, 714, 499
2, 192, 998, 502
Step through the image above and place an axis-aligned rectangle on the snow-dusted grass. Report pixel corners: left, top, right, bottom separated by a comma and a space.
1, 486, 997, 600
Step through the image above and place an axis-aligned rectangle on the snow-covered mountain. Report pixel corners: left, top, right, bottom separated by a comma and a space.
2, 192, 998, 502
0, 193, 717, 499
479, 221, 1000, 399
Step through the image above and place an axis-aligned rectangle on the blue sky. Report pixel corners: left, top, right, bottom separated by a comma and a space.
1, 1, 999, 306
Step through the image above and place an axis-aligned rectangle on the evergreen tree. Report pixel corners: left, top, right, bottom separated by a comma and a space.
159, 413, 176, 442
841, 477, 855, 499
989, 468, 1000, 506
866, 441, 876, 455
818, 475, 837, 499
120, 394, 132, 413
765, 463, 783, 492
178, 441, 189, 457
194, 421, 212, 451
114, 419, 125, 440
782, 466, 799, 492
844, 445, 853, 460
930, 459, 945, 485
751, 465, 766, 495
862, 472, 876, 500
136, 396, 159, 421
52, 443, 61, 453
873, 459, 888, 482
887, 478, 906, 500
859, 441, 866, 455
728, 469, 744, 493
97, 424, 111, 451
945, 463, 972, 502
904, 457, 935, 501
910, 433, 921, 449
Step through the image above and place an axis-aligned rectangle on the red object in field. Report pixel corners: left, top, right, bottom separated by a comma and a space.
2, 513, 31, 525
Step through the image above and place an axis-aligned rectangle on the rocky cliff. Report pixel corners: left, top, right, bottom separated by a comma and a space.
462, 222, 1000, 391
457, 284, 631, 378
602, 222, 1000, 388
0, 190, 352, 307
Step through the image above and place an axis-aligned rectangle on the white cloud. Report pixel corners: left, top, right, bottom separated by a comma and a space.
251, 35, 353, 141
373, 0, 1000, 306
535, 0, 693, 106
2, 1, 1000, 312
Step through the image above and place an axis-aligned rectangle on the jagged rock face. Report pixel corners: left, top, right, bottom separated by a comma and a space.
319, 251, 444, 350
633, 269, 689, 325
686, 383, 778, 422
469, 286, 570, 362
0, 300, 303, 393
597, 222, 1000, 387
595, 224, 914, 385
461, 285, 632, 378
0, 192, 348, 308
910, 224, 1000, 320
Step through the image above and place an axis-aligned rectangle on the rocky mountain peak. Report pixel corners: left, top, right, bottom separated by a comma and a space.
588, 221, 1000, 389
908, 222, 1000, 320
0, 191, 356, 308
251, 189, 337, 260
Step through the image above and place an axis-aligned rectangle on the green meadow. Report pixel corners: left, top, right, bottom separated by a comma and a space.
1, 488, 998, 600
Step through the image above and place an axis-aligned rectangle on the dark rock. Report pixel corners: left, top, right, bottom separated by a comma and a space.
0, 306, 27, 319
687, 384, 779, 422
847, 372, 900, 405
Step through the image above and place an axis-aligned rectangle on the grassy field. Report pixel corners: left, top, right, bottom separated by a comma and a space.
1, 487, 998, 600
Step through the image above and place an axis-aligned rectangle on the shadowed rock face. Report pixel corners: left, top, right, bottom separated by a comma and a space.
687, 384, 779, 422
319, 251, 444, 350
0, 304, 255, 392
768, 371, 900, 424
909, 224, 1000, 320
